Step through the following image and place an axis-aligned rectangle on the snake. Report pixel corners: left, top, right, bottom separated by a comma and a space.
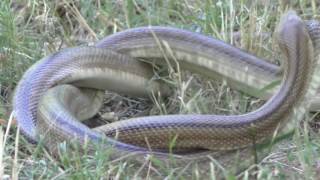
12, 11, 320, 174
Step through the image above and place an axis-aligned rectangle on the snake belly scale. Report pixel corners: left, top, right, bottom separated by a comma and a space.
13, 11, 320, 168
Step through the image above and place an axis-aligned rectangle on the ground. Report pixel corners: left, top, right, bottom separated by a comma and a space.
0, 0, 319, 179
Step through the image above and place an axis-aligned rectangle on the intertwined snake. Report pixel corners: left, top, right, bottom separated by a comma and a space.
12, 11, 320, 173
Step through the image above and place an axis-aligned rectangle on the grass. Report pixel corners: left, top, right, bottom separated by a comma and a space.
0, 0, 320, 179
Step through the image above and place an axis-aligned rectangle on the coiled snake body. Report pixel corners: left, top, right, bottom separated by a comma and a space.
13, 11, 320, 171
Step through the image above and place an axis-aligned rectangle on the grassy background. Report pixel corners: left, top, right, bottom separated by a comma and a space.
0, 0, 320, 179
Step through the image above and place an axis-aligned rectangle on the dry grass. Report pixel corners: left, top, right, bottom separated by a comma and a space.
0, 0, 320, 179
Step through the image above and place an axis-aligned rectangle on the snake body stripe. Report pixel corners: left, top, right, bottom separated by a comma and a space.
13, 11, 320, 169
95, 24, 320, 111
14, 48, 168, 150
96, 26, 280, 101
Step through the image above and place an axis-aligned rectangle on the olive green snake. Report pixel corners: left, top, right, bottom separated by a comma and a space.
12, 11, 320, 173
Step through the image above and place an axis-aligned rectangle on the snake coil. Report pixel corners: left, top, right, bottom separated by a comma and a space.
13, 11, 320, 174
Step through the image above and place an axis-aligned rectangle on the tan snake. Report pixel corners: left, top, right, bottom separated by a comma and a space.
12, 11, 320, 172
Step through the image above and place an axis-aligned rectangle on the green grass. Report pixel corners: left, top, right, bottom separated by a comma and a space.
0, 0, 320, 179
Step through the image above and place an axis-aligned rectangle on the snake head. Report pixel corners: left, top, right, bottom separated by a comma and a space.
276, 10, 311, 69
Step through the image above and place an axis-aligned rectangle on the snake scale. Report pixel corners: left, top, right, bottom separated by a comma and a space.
12, 11, 320, 173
